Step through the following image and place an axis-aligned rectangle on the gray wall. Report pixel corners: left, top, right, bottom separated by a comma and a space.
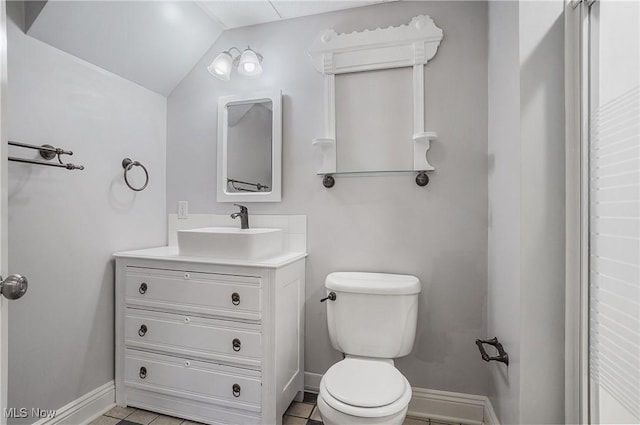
518, 2, 565, 422
335, 68, 414, 171
167, 1, 489, 395
487, 2, 521, 424
6, 2, 167, 422
487, 1, 565, 423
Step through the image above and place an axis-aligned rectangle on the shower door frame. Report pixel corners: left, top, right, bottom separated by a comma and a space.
566, 0, 640, 423
565, 0, 592, 424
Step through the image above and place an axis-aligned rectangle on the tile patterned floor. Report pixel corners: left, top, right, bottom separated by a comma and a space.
92, 392, 460, 425
90, 406, 201, 425
283, 392, 322, 425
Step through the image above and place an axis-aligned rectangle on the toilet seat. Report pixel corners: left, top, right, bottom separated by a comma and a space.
319, 358, 412, 418
324, 357, 406, 407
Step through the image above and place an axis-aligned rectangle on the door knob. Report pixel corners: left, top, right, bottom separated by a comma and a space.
0, 274, 28, 300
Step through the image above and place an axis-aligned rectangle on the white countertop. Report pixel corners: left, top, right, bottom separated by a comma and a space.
113, 246, 307, 268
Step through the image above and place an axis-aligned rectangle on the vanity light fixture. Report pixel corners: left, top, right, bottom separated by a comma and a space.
208, 46, 263, 80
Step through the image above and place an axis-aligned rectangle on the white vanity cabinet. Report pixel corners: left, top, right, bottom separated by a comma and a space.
114, 248, 306, 425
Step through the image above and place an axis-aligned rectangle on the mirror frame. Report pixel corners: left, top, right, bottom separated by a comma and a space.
308, 15, 443, 174
217, 90, 282, 202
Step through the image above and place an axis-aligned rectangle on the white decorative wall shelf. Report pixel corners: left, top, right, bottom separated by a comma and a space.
309, 15, 443, 188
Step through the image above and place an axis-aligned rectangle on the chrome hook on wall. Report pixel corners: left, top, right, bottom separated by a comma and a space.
122, 158, 149, 192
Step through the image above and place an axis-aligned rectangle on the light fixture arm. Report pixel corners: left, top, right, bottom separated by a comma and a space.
228, 46, 263, 66
224, 47, 263, 61
245, 46, 263, 62
225, 47, 243, 57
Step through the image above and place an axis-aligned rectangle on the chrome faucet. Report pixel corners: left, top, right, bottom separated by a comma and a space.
230, 204, 249, 229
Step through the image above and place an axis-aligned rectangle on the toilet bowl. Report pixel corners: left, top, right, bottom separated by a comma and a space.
318, 357, 412, 425
317, 272, 421, 425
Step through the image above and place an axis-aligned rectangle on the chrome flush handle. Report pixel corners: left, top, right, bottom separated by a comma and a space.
320, 292, 336, 302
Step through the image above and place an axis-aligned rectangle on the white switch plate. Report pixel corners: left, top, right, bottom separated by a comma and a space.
178, 201, 188, 219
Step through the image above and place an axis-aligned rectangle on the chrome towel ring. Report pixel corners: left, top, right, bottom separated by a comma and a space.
122, 158, 149, 192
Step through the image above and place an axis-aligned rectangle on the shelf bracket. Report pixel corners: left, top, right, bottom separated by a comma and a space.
413, 132, 437, 171
312, 138, 336, 174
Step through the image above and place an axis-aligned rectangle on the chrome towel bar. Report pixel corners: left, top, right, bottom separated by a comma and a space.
9, 156, 84, 170
8, 141, 84, 170
227, 178, 269, 192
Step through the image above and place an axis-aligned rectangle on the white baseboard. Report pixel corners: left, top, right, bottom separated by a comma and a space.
304, 372, 322, 393
29, 375, 500, 425
482, 396, 500, 425
305, 371, 499, 425
33, 381, 115, 425
408, 387, 486, 425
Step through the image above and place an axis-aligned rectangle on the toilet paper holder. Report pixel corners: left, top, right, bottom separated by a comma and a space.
475, 337, 509, 366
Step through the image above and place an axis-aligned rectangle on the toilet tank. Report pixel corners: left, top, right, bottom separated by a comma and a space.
325, 272, 421, 358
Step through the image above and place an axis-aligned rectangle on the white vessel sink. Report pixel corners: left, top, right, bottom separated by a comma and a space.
177, 227, 283, 260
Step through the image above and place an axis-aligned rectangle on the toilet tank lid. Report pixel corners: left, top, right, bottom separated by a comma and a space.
325, 272, 421, 295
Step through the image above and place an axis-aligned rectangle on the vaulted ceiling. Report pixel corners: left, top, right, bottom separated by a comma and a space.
195, 0, 394, 29
24, 1, 395, 96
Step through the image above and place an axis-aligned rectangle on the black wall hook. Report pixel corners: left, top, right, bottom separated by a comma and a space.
475, 337, 509, 366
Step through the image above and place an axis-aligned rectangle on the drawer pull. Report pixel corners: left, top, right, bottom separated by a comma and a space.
139, 367, 147, 379
232, 338, 241, 352
184, 361, 191, 367
139, 283, 148, 294
184, 317, 191, 324
232, 384, 241, 397
231, 292, 240, 306
138, 324, 147, 337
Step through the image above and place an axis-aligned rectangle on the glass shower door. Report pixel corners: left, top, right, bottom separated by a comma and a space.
588, 0, 640, 423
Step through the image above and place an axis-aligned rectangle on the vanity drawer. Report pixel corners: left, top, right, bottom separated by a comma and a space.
125, 309, 262, 368
125, 387, 262, 425
125, 267, 261, 320
125, 349, 261, 411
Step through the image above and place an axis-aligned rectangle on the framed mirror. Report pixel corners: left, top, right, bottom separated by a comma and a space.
217, 90, 282, 202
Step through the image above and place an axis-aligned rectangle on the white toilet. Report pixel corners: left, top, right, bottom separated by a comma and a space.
317, 272, 421, 425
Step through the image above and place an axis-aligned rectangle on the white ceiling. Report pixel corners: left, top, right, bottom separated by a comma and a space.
24, 1, 397, 95
26, 1, 225, 95
195, 0, 395, 29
